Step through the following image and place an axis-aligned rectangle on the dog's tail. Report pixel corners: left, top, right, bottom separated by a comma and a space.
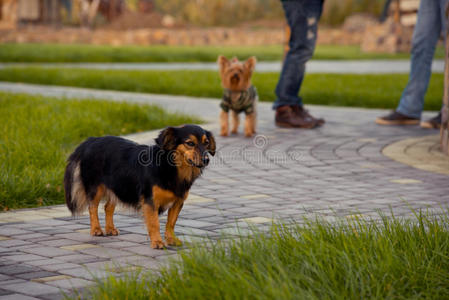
64, 154, 88, 216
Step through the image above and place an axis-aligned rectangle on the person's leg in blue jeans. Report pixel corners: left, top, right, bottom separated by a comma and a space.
274, 0, 325, 128
377, 0, 447, 127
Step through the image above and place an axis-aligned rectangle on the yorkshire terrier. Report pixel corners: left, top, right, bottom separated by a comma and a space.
218, 55, 258, 137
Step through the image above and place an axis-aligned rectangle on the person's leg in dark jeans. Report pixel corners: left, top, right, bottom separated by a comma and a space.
274, 0, 324, 128
377, 0, 447, 127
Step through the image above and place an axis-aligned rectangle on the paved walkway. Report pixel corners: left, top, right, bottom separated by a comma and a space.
0, 59, 445, 73
0, 82, 448, 299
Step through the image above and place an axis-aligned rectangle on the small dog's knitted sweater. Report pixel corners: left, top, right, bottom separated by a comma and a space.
220, 85, 257, 115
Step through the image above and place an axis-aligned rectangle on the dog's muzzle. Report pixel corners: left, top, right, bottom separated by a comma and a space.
187, 154, 209, 168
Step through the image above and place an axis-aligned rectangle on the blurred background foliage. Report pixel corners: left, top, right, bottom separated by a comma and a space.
126, 0, 386, 27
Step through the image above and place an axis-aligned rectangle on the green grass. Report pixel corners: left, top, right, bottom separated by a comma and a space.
0, 92, 200, 211
0, 43, 443, 62
0, 67, 443, 110
83, 211, 449, 299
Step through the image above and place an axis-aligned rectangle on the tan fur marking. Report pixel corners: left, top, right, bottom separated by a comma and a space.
187, 135, 198, 144
201, 134, 208, 143
89, 184, 105, 236
165, 191, 187, 246
220, 110, 229, 136
142, 202, 165, 249
174, 145, 202, 182
152, 186, 179, 207
104, 199, 119, 236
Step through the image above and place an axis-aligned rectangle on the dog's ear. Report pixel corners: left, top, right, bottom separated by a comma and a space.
244, 56, 257, 73
156, 127, 177, 151
205, 130, 216, 156
217, 55, 230, 72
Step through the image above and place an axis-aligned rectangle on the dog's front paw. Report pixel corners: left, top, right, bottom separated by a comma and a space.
244, 131, 254, 138
105, 226, 120, 236
220, 130, 229, 137
151, 239, 167, 249
90, 227, 104, 236
166, 236, 183, 247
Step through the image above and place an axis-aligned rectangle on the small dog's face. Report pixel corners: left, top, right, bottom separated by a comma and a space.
218, 56, 256, 92
156, 125, 216, 169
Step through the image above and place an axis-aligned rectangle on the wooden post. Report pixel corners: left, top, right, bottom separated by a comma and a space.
441, 3, 449, 154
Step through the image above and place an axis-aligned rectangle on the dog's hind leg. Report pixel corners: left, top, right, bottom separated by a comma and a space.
165, 200, 184, 246
104, 196, 119, 236
89, 185, 105, 236
143, 202, 165, 249
231, 110, 239, 134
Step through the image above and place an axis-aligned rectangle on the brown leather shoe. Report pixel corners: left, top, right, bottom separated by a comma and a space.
376, 111, 419, 125
291, 105, 325, 126
275, 105, 317, 128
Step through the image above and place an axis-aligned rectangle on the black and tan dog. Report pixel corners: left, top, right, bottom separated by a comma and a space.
64, 125, 215, 249
218, 55, 258, 137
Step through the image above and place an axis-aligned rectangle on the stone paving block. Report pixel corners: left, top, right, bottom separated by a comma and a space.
46, 277, 93, 290
5, 254, 45, 262
79, 247, 133, 259
0, 289, 13, 296
58, 267, 109, 281
0, 280, 27, 287
53, 232, 100, 243
14, 233, 49, 240
16, 271, 60, 280
38, 293, 69, 300
239, 217, 273, 224
29, 219, 72, 226
172, 226, 216, 236
2, 281, 60, 296
0, 228, 31, 236
0, 275, 12, 282
97, 241, 140, 249
54, 253, 99, 264
32, 275, 72, 283
175, 219, 217, 228
0, 294, 41, 300
119, 226, 148, 235
0, 264, 41, 275
22, 246, 74, 258
110, 254, 159, 268
82, 260, 116, 271
60, 244, 100, 251
38, 239, 80, 247
40, 263, 81, 272
122, 245, 175, 257
116, 234, 149, 243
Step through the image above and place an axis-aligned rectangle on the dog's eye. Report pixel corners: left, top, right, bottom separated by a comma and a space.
186, 141, 195, 147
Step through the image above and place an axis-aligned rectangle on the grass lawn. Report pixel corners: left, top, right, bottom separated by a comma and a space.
0, 43, 444, 62
83, 212, 449, 299
0, 92, 200, 211
0, 67, 443, 110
